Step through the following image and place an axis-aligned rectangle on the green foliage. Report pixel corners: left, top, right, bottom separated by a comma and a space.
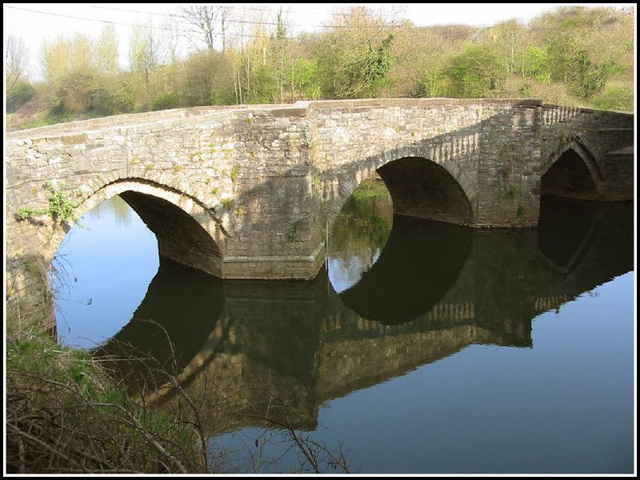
521, 45, 552, 84
592, 83, 634, 112
152, 92, 181, 111
230, 165, 240, 182
17, 182, 81, 226
352, 179, 391, 199
44, 182, 80, 224
286, 214, 311, 240
11, 4, 633, 127
292, 58, 321, 100
6, 81, 37, 112
445, 44, 507, 97
182, 50, 235, 107
419, 65, 448, 98
319, 31, 396, 99
546, 30, 614, 99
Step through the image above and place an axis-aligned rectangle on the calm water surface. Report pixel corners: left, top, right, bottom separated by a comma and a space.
53, 191, 635, 474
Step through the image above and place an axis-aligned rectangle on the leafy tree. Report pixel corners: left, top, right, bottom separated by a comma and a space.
291, 58, 321, 100
94, 25, 119, 76
182, 50, 234, 106
547, 34, 609, 99
445, 44, 506, 97
520, 45, 551, 83
316, 7, 397, 99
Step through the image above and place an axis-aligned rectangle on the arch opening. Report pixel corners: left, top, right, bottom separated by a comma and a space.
326, 167, 473, 325
119, 191, 222, 278
51, 182, 224, 348
540, 148, 598, 201
376, 156, 475, 226
52, 194, 160, 348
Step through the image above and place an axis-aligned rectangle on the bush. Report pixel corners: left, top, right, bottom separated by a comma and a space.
152, 92, 181, 111
445, 44, 507, 98
592, 83, 634, 112
7, 81, 37, 112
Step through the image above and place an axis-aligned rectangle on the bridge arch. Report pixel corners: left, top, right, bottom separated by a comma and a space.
326, 149, 476, 232
541, 138, 602, 201
47, 178, 226, 278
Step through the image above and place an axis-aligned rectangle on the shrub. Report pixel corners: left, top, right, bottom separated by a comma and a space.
592, 83, 634, 112
7, 81, 37, 112
152, 92, 181, 111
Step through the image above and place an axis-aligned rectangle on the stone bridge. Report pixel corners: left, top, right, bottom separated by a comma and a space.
5, 98, 634, 326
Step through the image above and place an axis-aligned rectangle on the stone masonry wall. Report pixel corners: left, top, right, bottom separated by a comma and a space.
540, 105, 634, 201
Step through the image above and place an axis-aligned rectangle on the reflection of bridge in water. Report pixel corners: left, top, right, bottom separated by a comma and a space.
95, 198, 633, 434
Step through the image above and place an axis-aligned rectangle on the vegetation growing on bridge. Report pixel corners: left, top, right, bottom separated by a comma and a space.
17, 181, 82, 227
6, 5, 634, 131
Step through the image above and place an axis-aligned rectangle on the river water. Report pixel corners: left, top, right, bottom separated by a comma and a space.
52, 185, 635, 474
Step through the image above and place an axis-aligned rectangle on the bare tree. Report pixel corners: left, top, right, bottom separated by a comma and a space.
180, 6, 220, 51
219, 6, 233, 53
6, 35, 28, 94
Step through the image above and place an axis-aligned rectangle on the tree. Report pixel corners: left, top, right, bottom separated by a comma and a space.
6, 35, 28, 95
445, 43, 506, 98
180, 6, 219, 51
40, 33, 100, 113
291, 58, 321, 100
94, 25, 119, 76
316, 6, 396, 98
129, 23, 160, 86
181, 50, 234, 106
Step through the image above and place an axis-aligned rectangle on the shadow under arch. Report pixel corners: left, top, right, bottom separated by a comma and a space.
377, 156, 475, 226
337, 215, 474, 325
541, 140, 601, 201
64, 178, 225, 277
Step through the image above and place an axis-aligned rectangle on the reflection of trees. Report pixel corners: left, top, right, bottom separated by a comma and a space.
328, 184, 392, 290
330, 192, 392, 256
111, 195, 133, 226
85, 194, 133, 227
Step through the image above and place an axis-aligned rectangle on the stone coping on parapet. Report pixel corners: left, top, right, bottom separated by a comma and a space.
540, 103, 635, 117
8, 98, 631, 143
307, 98, 544, 109
6, 98, 548, 141
5, 103, 305, 141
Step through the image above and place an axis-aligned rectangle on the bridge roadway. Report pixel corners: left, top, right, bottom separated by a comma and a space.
5, 98, 634, 329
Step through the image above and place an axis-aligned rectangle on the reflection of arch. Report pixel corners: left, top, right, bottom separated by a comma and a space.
48, 179, 226, 277
93, 258, 225, 392
537, 196, 598, 271
542, 139, 602, 200
338, 215, 473, 325
537, 197, 634, 277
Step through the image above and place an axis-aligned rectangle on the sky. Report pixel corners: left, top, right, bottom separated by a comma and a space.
4, 3, 636, 82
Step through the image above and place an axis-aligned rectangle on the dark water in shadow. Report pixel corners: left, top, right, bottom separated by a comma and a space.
53, 193, 635, 474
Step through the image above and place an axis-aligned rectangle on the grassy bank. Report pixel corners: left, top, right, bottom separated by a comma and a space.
5, 325, 208, 473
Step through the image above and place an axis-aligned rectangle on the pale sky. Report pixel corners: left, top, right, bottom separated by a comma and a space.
4, 3, 636, 82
